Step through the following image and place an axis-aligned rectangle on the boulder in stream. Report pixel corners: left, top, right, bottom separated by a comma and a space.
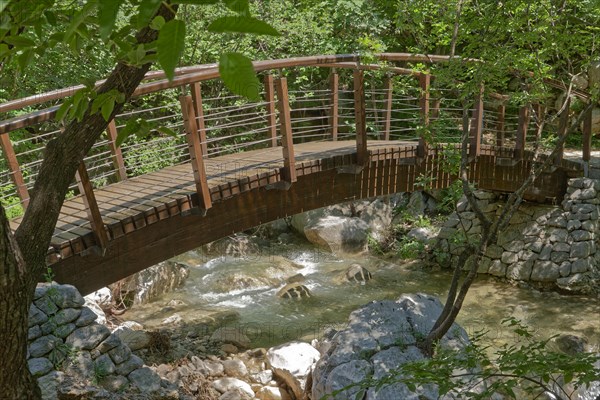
311, 293, 473, 400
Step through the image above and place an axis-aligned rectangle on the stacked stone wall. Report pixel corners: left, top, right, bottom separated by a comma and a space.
435, 178, 599, 292
28, 283, 160, 399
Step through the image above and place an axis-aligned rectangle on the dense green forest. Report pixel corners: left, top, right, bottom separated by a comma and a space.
2, 0, 598, 101
0, 1, 599, 398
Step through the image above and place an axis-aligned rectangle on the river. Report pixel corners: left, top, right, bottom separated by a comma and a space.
124, 240, 600, 353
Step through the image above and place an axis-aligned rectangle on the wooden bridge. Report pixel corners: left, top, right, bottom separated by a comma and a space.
0, 54, 593, 295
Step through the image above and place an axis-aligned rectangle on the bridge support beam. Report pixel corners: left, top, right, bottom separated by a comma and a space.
418, 73, 430, 158
469, 83, 484, 158
264, 75, 278, 147
383, 75, 393, 140
583, 103, 592, 163
275, 77, 297, 184
0, 132, 29, 209
555, 97, 570, 166
180, 94, 212, 210
330, 71, 339, 141
190, 83, 208, 155
76, 162, 108, 252
105, 120, 128, 181
496, 104, 505, 147
354, 69, 368, 165
515, 104, 530, 160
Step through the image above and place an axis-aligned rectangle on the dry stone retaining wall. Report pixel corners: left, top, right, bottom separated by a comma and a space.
28, 283, 160, 399
435, 178, 599, 292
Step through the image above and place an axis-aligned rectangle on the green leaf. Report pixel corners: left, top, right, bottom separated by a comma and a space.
101, 100, 114, 121
149, 16, 165, 30
56, 99, 73, 122
156, 19, 186, 81
136, 0, 161, 28
3, 35, 35, 48
64, 2, 95, 42
219, 52, 260, 101
156, 126, 177, 137
116, 119, 141, 147
174, 0, 218, 3
98, 0, 123, 40
223, 0, 249, 14
0, 43, 10, 58
208, 16, 280, 36
0, 0, 11, 14
17, 48, 34, 71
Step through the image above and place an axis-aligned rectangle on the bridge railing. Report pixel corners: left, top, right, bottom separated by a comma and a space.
0, 54, 593, 250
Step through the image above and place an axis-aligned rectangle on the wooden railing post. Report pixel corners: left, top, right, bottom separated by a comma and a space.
496, 104, 505, 147
275, 77, 297, 183
330, 70, 339, 141
180, 94, 212, 210
583, 103, 592, 163
190, 83, 208, 155
515, 104, 530, 160
75, 162, 108, 250
353, 69, 368, 165
264, 75, 278, 147
0, 133, 29, 208
383, 75, 393, 140
105, 120, 127, 181
431, 98, 441, 120
418, 73, 430, 158
555, 96, 570, 166
469, 83, 484, 158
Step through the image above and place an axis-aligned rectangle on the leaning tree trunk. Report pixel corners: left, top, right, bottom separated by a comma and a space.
0, 3, 178, 397
0, 204, 40, 399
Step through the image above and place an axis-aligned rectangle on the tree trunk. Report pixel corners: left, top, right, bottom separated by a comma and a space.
0, 204, 40, 399
1, 3, 178, 397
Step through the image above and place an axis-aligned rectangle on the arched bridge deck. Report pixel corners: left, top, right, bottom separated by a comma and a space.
0, 54, 591, 295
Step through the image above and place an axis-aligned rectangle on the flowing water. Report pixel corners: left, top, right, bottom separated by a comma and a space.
124, 241, 600, 353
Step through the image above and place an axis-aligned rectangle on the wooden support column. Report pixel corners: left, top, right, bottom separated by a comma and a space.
105, 120, 127, 181
431, 98, 441, 119
383, 75, 393, 140
264, 75, 278, 147
554, 97, 570, 166
275, 77, 297, 183
418, 73, 430, 158
180, 94, 212, 210
0, 133, 29, 208
469, 83, 484, 158
329, 70, 339, 141
353, 69, 368, 165
583, 103, 592, 162
76, 162, 108, 250
190, 83, 208, 155
496, 104, 505, 147
515, 105, 530, 160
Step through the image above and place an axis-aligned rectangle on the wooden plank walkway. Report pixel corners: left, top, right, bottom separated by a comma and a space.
23, 140, 409, 263
7, 139, 581, 270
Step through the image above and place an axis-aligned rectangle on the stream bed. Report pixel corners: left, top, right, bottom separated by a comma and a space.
124, 241, 600, 353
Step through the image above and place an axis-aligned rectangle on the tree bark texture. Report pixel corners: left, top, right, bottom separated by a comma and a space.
1, 4, 177, 398
0, 204, 40, 399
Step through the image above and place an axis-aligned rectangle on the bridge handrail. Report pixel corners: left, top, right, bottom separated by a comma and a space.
0, 53, 589, 234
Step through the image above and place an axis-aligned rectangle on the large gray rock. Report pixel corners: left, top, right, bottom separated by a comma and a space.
110, 260, 190, 305
47, 284, 85, 308
212, 377, 254, 397
303, 215, 369, 254
128, 367, 161, 392
28, 357, 54, 377
267, 341, 320, 395
113, 326, 151, 351
312, 293, 470, 400
29, 335, 62, 358
66, 324, 111, 350
29, 304, 48, 327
